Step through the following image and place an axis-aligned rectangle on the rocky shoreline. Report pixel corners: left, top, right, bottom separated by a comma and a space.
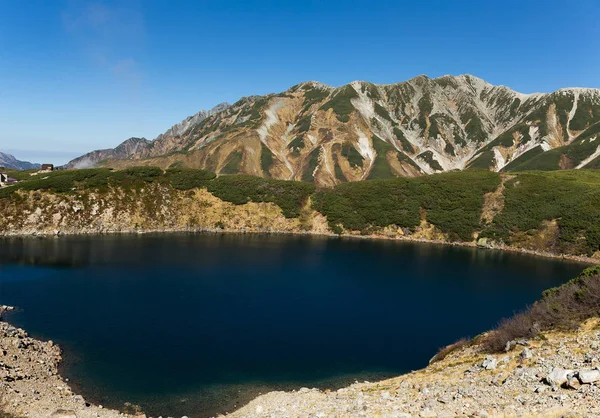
2, 298, 600, 418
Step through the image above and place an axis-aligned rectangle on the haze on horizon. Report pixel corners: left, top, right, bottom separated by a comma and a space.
1, 0, 599, 165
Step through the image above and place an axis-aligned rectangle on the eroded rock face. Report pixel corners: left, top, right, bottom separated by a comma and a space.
67, 75, 600, 187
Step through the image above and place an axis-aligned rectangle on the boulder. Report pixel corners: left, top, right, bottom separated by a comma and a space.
482, 356, 498, 370
545, 368, 574, 387
520, 348, 533, 360
578, 368, 600, 384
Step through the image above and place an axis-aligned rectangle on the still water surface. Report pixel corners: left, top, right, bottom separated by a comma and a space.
0, 234, 586, 417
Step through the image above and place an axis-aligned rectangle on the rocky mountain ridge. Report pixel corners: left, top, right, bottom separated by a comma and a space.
67, 75, 600, 186
0, 152, 40, 170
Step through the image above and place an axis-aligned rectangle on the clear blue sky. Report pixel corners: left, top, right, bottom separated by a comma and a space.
1, 0, 599, 164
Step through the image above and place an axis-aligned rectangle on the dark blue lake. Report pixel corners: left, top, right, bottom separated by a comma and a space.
0, 234, 587, 417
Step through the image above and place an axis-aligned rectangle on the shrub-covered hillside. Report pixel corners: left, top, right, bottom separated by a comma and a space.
1, 167, 599, 259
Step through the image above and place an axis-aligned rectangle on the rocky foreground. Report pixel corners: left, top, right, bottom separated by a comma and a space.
229, 321, 600, 418
1, 303, 600, 418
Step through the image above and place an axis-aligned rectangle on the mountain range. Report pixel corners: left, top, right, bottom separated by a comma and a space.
0, 152, 40, 170
66, 74, 600, 186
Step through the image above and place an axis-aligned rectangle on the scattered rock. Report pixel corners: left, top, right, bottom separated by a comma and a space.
482, 356, 498, 370
545, 368, 574, 387
520, 348, 533, 360
578, 368, 600, 384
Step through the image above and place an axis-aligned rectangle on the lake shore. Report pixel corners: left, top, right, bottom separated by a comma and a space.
2, 225, 599, 266
3, 301, 600, 418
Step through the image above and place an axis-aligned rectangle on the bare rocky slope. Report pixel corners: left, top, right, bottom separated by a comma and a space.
66, 75, 600, 187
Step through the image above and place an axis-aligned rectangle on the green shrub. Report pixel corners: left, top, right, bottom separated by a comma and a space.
302, 148, 320, 182
221, 151, 243, 174
165, 168, 216, 190
314, 170, 500, 240
481, 170, 600, 255
394, 127, 415, 154
319, 85, 358, 123
341, 143, 364, 167
207, 175, 315, 218
261, 144, 275, 174
367, 136, 396, 179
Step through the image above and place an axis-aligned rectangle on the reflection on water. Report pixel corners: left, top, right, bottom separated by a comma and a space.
0, 233, 587, 417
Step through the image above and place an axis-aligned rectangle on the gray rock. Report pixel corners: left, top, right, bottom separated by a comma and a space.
520, 348, 533, 360
482, 356, 498, 370
578, 368, 600, 384
566, 374, 581, 389
545, 368, 574, 387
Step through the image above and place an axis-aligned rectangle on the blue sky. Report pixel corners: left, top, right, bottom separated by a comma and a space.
1, 0, 599, 164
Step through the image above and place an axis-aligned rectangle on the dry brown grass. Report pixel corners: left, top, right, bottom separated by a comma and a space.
483, 266, 600, 352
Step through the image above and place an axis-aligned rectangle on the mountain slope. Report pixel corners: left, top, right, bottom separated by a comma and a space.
0, 152, 40, 170
68, 75, 600, 186
64, 137, 151, 169
64, 103, 230, 169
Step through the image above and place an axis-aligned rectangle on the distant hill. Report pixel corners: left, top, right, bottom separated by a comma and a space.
66, 75, 600, 186
0, 152, 40, 170
63, 103, 230, 169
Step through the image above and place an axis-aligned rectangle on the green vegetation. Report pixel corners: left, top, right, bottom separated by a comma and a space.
319, 85, 358, 123
461, 110, 487, 143
221, 151, 243, 174
287, 137, 305, 157
367, 136, 396, 180
489, 124, 532, 149
165, 168, 216, 190
506, 124, 600, 171
340, 143, 364, 167
360, 82, 381, 100
416, 93, 433, 130
302, 147, 320, 182
304, 87, 329, 103
313, 170, 500, 241
444, 142, 456, 156
0, 167, 164, 198
570, 100, 600, 131
468, 150, 495, 170
393, 127, 415, 154
480, 170, 600, 255
502, 146, 544, 171
483, 265, 600, 352
261, 144, 275, 174
334, 160, 346, 182
206, 175, 315, 218
296, 115, 312, 134
417, 151, 444, 171
374, 102, 393, 123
